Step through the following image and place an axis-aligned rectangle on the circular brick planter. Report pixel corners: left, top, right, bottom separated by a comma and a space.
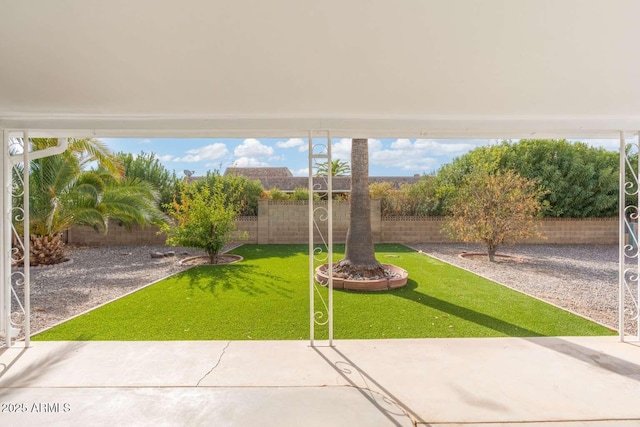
180, 254, 243, 266
458, 252, 523, 263
315, 263, 408, 291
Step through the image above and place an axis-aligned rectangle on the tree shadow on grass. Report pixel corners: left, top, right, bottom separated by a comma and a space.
390, 280, 640, 381
390, 279, 543, 337
180, 263, 296, 299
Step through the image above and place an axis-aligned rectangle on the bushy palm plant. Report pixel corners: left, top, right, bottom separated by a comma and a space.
13, 138, 166, 266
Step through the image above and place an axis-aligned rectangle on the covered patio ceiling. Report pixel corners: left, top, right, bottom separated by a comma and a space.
1, 0, 639, 139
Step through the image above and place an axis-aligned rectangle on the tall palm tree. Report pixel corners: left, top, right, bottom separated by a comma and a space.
13, 138, 165, 266
334, 139, 385, 277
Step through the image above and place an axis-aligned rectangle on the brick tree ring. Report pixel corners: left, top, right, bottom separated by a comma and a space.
179, 254, 243, 266
314, 263, 408, 291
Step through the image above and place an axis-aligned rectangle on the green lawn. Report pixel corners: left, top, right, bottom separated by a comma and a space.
34, 244, 614, 340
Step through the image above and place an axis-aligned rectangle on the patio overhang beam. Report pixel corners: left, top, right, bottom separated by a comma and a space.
1, 115, 639, 140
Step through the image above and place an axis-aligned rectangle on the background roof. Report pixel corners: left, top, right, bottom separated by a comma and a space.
1, 0, 639, 138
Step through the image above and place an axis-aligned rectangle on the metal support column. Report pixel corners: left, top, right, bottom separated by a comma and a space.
1, 134, 68, 348
22, 133, 31, 346
0, 130, 9, 347
619, 130, 640, 342
308, 131, 333, 347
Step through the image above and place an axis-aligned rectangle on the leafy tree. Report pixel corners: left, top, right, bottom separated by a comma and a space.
443, 169, 545, 262
369, 181, 396, 216
261, 187, 320, 201
315, 159, 351, 177
13, 138, 165, 266
196, 171, 262, 216
370, 177, 440, 216
116, 151, 180, 211
436, 139, 618, 218
262, 187, 289, 200
498, 139, 618, 217
291, 187, 315, 200
163, 178, 246, 264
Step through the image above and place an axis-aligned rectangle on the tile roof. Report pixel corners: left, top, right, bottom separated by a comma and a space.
224, 167, 292, 178
223, 167, 421, 192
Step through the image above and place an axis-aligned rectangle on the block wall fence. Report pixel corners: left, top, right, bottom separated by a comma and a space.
66, 199, 619, 246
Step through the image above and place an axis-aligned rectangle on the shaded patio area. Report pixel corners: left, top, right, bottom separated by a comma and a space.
1, 337, 639, 426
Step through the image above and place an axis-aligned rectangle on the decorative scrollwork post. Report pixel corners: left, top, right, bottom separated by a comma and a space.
0, 130, 8, 347
308, 131, 333, 346
619, 131, 640, 341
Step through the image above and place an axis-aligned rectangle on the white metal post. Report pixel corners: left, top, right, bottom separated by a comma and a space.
637, 131, 640, 341
326, 133, 333, 346
0, 130, 8, 347
308, 132, 314, 346
619, 131, 626, 341
308, 131, 334, 347
22, 133, 30, 346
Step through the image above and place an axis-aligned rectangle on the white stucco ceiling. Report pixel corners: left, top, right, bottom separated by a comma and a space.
1, 0, 639, 138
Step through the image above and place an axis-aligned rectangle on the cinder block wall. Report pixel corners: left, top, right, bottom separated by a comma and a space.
67, 219, 259, 246
236, 217, 258, 244
256, 200, 357, 244
67, 222, 167, 246
523, 218, 618, 244
67, 201, 618, 246
380, 217, 618, 244
381, 217, 454, 243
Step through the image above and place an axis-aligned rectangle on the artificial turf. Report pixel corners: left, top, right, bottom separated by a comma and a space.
33, 244, 614, 340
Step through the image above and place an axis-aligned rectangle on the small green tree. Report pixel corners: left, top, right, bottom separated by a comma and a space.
163, 179, 246, 264
443, 169, 545, 262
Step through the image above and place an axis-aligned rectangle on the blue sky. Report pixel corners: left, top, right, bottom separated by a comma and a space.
100, 137, 621, 178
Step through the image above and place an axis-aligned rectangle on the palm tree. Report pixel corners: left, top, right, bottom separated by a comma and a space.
315, 159, 351, 177
13, 138, 165, 266
334, 139, 385, 277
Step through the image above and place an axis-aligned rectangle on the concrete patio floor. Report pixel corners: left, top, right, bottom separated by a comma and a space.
1, 336, 639, 426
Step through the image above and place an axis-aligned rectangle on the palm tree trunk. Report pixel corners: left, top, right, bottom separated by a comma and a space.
335, 139, 385, 277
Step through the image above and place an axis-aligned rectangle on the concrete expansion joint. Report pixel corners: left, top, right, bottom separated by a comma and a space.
196, 341, 231, 387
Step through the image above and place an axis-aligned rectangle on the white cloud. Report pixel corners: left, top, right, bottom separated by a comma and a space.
233, 157, 269, 167
390, 139, 478, 156
370, 149, 439, 172
234, 138, 274, 158
331, 138, 382, 161
369, 139, 480, 172
139, 138, 152, 144
332, 138, 352, 160
577, 138, 621, 152
294, 167, 310, 176
174, 143, 228, 162
158, 154, 175, 162
276, 138, 304, 149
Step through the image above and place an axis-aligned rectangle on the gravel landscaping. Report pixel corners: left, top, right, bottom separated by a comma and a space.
409, 243, 621, 332
8, 243, 623, 340
9, 245, 209, 339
